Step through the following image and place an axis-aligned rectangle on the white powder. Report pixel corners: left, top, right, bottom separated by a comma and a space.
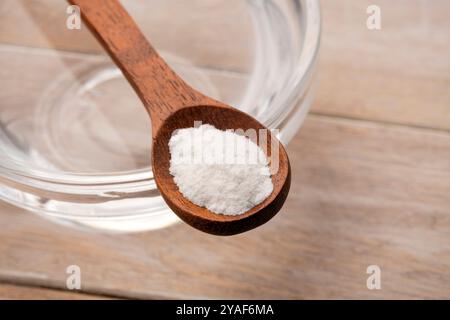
168, 124, 273, 215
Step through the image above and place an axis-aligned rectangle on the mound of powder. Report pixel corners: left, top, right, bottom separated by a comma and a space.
168, 124, 273, 215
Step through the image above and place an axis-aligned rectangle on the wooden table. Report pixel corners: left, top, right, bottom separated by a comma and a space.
0, 0, 449, 299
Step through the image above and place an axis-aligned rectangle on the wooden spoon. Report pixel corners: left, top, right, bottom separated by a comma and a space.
68, 0, 291, 235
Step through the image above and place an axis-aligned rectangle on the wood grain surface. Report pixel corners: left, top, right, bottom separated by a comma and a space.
1, 0, 448, 129
0, 0, 449, 299
0, 284, 108, 300
0, 0, 253, 72
316, 0, 450, 131
1, 115, 449, 299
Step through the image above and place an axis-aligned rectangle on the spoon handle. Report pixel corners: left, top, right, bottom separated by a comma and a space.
68, 0, 207, 134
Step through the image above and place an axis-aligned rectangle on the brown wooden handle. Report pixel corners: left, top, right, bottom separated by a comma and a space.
68, 0, 206, 134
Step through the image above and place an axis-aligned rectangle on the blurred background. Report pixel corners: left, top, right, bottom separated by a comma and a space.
0, 0, 449, 299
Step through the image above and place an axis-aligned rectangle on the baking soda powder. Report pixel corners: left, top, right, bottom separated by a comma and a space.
168, 124, 273, 215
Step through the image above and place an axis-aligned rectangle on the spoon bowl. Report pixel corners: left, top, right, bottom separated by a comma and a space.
152, 105, 291, 235
70, 0, 291, 235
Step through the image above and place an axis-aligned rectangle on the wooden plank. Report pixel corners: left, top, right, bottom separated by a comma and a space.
0, 283, 107, 299
315, 0, 450, 130
1, 0, 448, 129
0, 115, 449, 299
0, 0, 253, 72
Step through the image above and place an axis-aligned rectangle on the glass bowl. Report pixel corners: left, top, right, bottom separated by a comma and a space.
0, 0, 320, 232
